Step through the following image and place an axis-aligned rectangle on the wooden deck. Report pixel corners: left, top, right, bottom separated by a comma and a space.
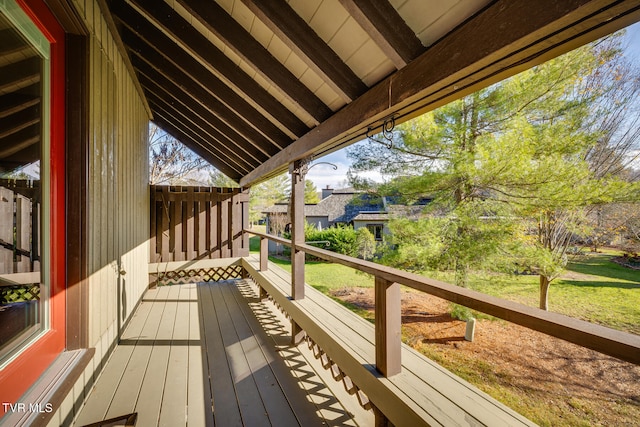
73, 280, 370, 426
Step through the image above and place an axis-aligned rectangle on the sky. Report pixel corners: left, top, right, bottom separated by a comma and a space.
305, 21, 640, 190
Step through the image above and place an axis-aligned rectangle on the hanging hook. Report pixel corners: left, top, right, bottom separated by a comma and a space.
308, 162, 338, 171
366, 116, 396, 149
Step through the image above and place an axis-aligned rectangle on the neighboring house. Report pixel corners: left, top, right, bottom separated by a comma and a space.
353, 198, 433, 240
263, 188, 430, 252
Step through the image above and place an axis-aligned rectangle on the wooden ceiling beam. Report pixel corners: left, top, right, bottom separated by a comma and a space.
0, 90, 40, 119
0, 57, 40, 93
142, 81, 264, 168
339, 0, 424, 69
148, 100, 255, 177
111, 0, 308, 139
150, 112, 245, 181
113, 0, 309, 137
118, 24, 290, 151
131, 57, 271, 167
0, 27, 29, 55
0, 105, 40, 139
174, 0, 332, 124
241, 0, 640, 186
241, 0, 367, 102
127, 49, 280, 159
146, 96, 258, 174
0, 141, 39, 173
0, 124, 39, 159
138, 74, 262, 171
138, 73, 265, 168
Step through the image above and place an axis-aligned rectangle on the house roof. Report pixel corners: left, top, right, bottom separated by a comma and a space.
263, 190, 401, 224
352, 212, 388, 222
101, 0, 639, 186
262, 203, 327, 217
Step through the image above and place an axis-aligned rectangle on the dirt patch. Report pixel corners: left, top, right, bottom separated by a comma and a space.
331, 287, 640, 426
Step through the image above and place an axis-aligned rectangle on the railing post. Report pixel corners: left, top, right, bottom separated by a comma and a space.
375, 276, 401, 377
260, 236, 268, 271
289, 159, 308, 300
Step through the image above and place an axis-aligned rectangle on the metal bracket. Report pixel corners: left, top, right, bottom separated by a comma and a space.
290, 157, 312, 183
366, 115, 396, 149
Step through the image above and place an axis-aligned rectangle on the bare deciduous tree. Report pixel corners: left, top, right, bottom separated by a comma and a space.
148, 124, 211, 185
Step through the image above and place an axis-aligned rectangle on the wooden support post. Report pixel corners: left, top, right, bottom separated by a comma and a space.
375, 276, 401, 377
291, 320, 305, 345
372, 404, 390, 427
242, 189, 250, 255
259, 286, 268, 301
160, 186, 170, 261
186, 186, 195, 260
260, 236, 268, 271
290, 159, 308, 300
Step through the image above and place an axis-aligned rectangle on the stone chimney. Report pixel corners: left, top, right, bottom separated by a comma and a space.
321, 185, 334, 200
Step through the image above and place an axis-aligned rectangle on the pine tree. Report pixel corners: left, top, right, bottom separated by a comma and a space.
348, 33, 640, 309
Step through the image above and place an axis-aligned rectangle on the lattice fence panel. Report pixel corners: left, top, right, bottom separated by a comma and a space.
150, 265, 245, 287
1, 284, 41, 304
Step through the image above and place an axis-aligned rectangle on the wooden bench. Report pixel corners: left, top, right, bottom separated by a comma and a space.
243, 255, 536, 427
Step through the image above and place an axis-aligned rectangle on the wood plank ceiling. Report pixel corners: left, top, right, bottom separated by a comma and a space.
105, 0, 640, 186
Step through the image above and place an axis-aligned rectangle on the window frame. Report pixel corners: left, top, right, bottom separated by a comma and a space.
0, 0, 66, 411
366, 223, 384, 241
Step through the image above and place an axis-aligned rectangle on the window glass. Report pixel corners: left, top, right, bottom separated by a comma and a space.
0, 8, 48, 364
367, 224, 383, 241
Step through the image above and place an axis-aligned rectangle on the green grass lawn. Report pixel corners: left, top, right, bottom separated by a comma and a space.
375, 250, 639, 334
464, 252, 640, 334
248, 226, 266, 252
268, 257, 375, 293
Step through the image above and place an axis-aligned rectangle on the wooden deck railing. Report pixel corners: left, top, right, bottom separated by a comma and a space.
150, 186, 249, 262
247, 230, 640, 377
0, 179, 40, 275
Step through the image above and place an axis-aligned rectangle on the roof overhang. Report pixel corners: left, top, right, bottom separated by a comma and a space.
101, 0, 640, 187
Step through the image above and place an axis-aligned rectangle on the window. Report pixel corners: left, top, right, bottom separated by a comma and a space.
0, 0, 66, 408
367, 224, 384, 241
0, 1, 50, 365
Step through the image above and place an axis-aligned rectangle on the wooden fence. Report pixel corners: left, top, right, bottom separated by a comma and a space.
0, 179, 40, 276
150, 186, 249, 262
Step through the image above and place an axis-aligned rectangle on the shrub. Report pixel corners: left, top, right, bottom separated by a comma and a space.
306, 224, 357, 256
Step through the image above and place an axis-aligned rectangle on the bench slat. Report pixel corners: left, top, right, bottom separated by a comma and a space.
243, 256, 537, 427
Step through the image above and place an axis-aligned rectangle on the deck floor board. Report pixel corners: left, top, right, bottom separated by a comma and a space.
133, 288, 174, 427
74, 280, 361, 426
199, 282, 243, 426
158, 286, 190, 426
220, 281, 304, 427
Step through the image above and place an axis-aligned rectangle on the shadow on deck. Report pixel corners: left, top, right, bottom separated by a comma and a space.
74, 280, 371, 426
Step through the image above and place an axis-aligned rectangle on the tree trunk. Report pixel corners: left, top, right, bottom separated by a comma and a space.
455, 260, 468, 288
539, 275, 551, 310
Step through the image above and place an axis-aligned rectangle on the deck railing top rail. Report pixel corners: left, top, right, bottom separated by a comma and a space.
246, 229, 640, 366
